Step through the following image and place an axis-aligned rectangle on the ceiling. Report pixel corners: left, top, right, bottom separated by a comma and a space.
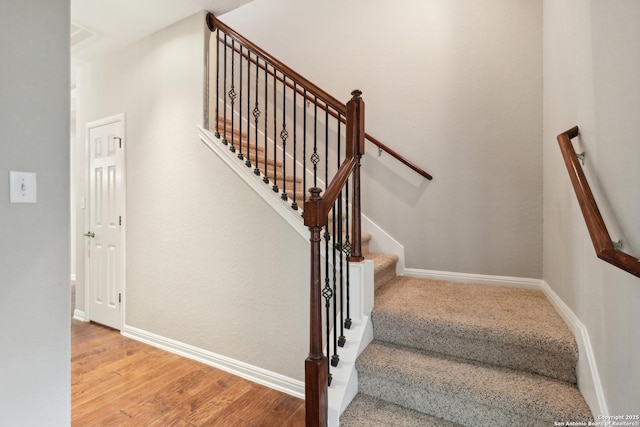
71, 0, 251, 62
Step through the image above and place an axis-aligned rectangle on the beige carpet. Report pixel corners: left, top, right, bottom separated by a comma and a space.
341, 247, 593, 426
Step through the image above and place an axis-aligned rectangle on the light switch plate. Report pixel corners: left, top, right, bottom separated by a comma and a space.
9, 171, 37, 203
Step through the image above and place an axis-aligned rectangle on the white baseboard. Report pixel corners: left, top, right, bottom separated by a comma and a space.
73, 309, 86, 321
403, 268, 543, 290
122, 325, 304, 399
540, 281, 608, 417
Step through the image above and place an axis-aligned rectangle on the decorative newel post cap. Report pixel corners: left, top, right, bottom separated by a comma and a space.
351, 90, 362, 99
309, 187, 323, 201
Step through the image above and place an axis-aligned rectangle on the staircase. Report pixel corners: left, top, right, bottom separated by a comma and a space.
341, 246, 594, 426
206, 14, 593, 425
205, 116, 594, 426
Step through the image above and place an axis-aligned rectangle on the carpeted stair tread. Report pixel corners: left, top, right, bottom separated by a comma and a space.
361, 232, 371, 255
356, 340, 592, 426
217, 129, 265, 153
372, 277, 578, 383
365, 252, 398, 289
340, 394, 463, 427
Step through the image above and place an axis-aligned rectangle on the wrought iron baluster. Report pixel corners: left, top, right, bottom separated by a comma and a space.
238, 44, 244, 160
263, 63, 269, 183
330, 198, 339, 368
291, 82, 298, 210
324, 104, 329, 197
303, 89, 308, 206
253, 56, 261, 175
222, 33, 228, 145
323, 215, 333, 386
344, 125, 353, 330
337, 118, 346, 347
324, 105, 339, 368
272, 68, 279, 193
214, 32, 220, 138
312, 96, 318, 187
280, 75, 288, 201
229, 38, 237, 153
245, 50, 252, 167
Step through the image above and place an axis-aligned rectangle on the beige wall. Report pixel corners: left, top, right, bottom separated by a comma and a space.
543, 0, 640, 414
75, 12, 309, 381
221, 0, 543, 278
0, 1, 71, 424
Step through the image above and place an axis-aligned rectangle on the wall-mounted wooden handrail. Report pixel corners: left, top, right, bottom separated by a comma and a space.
209, 13, 433, 181
557, 126, 640, 278
365, 132, 432, 180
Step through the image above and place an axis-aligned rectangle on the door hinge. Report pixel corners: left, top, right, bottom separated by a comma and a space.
119, 293, 122, 303
115, 137, 122, 148
119, 216, 122, 226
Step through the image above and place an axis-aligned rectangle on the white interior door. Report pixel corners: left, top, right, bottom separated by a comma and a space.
85, 114, 125, 330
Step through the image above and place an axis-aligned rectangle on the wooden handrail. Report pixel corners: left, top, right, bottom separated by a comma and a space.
365, 131, 432, 180
209, 13, 433, 181
557, 126, 640, 278
207, 13, 346, 116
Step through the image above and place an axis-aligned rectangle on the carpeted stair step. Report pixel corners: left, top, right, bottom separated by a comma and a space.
341, 394, 463, 427
220, 129, 264, 152
217, 125, 264, 151
241, 149, 283, 169
263, 172, 302, 188
372, 277, 578, 383
356, 340, 592, 427
361, 232, 371, 255
365, 253, 398, 290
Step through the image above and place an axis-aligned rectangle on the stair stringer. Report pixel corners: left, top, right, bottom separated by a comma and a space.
327, 259, 375, 427
199, 126, 308, 238
361, 214, 405, 276
199, 125, 377, 424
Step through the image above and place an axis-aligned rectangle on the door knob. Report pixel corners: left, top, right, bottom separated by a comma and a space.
83, 231, 95, 238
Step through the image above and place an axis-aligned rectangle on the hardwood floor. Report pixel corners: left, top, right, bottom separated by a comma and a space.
71, 319, 305, 426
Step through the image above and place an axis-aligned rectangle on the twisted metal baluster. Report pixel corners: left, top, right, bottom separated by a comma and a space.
337, 118, 346, 347
229, 39, 237, 153
272, 68, 279, 194
263, 63, 269, 183
323, 215, 333, 386
343, 118, 352, 330
312, 96, 319, 187
253, 56, 261, 175
280, 76, 288, 201
245, 50, 252, 167
291, 82, 298, 210
330, 197, 339, 367
238, 45, 244, 160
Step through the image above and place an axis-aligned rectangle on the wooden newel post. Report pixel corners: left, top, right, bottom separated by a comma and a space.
347, 90, 365, 262
303, 187, 328, 427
